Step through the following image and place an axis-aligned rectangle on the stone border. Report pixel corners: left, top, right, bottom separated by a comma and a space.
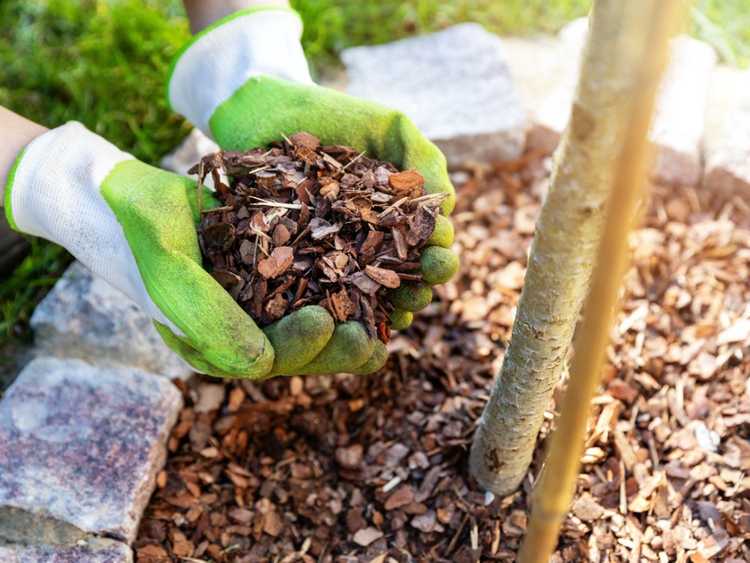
0, 263, 189, 561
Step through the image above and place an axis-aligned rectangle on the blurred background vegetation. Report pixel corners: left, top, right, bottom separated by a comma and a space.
0, 0, 747, 348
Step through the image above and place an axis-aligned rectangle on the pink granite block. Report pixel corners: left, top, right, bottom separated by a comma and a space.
0, 357, 182, 544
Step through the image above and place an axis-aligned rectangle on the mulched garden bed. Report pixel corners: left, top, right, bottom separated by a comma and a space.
135, 149, 750, 562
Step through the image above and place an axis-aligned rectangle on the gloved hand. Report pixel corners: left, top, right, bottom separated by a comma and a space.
168, 5, 459, 371
4, 122, 278, 378
4, 122, 390, 378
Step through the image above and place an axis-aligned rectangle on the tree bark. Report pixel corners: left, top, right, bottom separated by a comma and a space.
470, 0, 663, 495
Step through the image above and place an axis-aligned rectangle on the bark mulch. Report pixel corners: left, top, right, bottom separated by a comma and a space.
135, 150, 750, 562
194, 132, 443, 335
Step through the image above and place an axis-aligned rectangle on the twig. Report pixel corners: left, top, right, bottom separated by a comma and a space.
342, 150, 366, 171
196, 160, 205, 215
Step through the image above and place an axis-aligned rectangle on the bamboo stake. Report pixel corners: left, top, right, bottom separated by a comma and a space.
518, 1, 686, 561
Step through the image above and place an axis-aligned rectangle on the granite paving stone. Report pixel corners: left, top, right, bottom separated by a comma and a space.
0, 539, 132, 563
342, 23, 526, 166
704, 68, 750, 197
525, 18, 716, 187
30, 262, 192, 380
0, 357, 183, 545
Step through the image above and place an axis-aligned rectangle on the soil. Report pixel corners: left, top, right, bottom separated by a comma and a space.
194, 133, 442, 338
136, 149, 750, 562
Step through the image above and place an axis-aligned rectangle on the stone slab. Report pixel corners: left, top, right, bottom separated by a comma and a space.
704, 68, 750, 197
0, 357, 183, 544
159, 128, 219, 177
525, 18, 717, 186
0, 539, 131, 563
342, 23, 526, 166
650, 35, 717, 186
503, 26, 583, 154
30, 262, 192, 380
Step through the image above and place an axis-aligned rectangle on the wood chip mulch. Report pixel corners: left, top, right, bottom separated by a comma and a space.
135, 149, 750, 563
194, 132, 442, 337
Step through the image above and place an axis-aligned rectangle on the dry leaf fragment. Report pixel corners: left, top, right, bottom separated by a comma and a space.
265, 293, 288, 321
194, 384, 225, 413
202, 222, 235, 251
389, 170, 425, 195
289, 131, 320, 150
272, 223, 291, 246
385, 486, 415, 510
320, 180, 340, 201
211, 269, 243, 291
392, 227, 408, 260
310, 217, 341, 240
353, 527, 383, 547
365, 265, 402, 288
329, 288, 355, 321
263, 510, 284, 537
258, 246, 294, 279
361, 230, 385, 260
335, 444, 363, 469
350, 272, 381, 295
411, 510, 437, 532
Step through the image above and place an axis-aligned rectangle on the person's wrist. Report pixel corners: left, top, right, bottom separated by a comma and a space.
0, 107, 47, 207
184, 0, 290, 33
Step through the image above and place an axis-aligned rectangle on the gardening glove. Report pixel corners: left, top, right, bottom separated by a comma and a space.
4, 121, 275, 379
168, 6, 459, 372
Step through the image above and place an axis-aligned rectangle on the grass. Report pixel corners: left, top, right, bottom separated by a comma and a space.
0, 0, 747, 348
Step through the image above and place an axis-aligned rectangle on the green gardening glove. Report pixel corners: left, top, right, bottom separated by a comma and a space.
4, 122, 274, 379
168, 6, 459, 376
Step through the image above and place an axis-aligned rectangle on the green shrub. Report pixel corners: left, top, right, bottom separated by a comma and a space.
0, 0, 191, 163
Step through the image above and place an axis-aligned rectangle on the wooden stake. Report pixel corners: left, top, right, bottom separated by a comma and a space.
519, 1, 686, 561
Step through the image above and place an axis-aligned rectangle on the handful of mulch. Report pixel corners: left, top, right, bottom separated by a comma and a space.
191, 132, 444, 343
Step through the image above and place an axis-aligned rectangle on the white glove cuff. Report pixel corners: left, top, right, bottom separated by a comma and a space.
9, 122, 132, 249
168, 8, 313, 135
7, 122, 177, 332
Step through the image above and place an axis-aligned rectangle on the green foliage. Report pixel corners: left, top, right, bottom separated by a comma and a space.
292, 0, 592, 70
0, 0, 192, 346
0, 239, 70, 341
692, 0, 750, 67
0, 0, 191, 164
292, 0, 749, 70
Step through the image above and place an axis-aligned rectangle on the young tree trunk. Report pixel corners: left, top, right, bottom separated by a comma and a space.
470, 0, 662, 495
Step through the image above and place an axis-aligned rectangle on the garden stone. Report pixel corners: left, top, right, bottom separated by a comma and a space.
0, 539, 131, 563
341, 23, 526, 166
704, 68, 750, 197
0, 357, 182, 545
507, 25, 584, 154
30, 261, 192, 380
526, 18, 716, 187
160, 128, 219, 177
650, 36, 717, 186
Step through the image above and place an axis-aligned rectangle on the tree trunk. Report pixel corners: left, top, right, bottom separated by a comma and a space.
470, 0, 661, 495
